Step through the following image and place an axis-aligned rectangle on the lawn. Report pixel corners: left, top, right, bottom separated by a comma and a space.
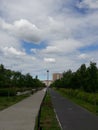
35, 92, 61, 130
0, 94, 30, 110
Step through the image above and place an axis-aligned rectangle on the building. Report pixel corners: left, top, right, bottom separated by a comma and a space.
42, 80, 53, 86
52, 73, 62, 81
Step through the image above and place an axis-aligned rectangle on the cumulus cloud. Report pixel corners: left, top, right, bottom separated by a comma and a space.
30, 48, 37, 53
78, 53, 89, 59
2, 47, 26, 56
0, 0, 98, 79
44, 58, 56, 63
0, 19, 42, 43
0, 30, 20, 48
77, 0, 98, 9
42, 39, 82, 55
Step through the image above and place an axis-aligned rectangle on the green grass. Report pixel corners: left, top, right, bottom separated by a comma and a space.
0, 94, 30, 110
55, 88, 98, 115
35, 92, 61, 130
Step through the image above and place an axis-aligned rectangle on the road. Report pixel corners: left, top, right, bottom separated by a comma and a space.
49, 89, 98, 130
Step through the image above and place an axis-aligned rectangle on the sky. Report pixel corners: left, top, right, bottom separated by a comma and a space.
0, 0, 98, 80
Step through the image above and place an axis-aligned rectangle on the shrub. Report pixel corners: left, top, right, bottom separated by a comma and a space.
59, 88, 98, 105
0, 88, 16, 96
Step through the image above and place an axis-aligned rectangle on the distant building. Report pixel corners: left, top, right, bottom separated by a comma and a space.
52, 73, 62, 81
42, 80, 53, 86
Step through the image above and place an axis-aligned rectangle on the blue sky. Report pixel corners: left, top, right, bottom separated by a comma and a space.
0, 0, 98, 80
79, 44, 98, 52
22, 41, 46, 54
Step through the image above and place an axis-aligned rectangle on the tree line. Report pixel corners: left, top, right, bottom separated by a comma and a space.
0, 64, 45, 89
51, 62, 98, 93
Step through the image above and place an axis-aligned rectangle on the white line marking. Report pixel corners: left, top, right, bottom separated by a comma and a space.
54, 108, 63, 130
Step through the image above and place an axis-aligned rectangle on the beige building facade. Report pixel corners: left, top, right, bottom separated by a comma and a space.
52, 73, 62, 81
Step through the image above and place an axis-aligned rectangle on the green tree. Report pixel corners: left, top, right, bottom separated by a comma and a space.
76, 64, 87, 90
87, 62, 98, 92
0, 64, 5, 87
62, 70, 73, 88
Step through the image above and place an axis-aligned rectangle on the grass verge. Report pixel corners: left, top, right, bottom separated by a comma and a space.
0, 94, 30, 110
55, 88, 98, 115
35, 92, 61, 130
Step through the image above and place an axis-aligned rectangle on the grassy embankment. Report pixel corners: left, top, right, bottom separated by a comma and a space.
0, 94, 30, 110
55, 88, 98, 115
35, 92, 61, 130
0, 88, 31, 110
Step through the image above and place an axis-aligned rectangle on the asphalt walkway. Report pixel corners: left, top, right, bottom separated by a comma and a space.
50, 89, 98, 130
0, 89, 46, 130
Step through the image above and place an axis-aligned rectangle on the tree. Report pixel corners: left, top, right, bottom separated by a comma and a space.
25, 73, 33, 88
51, 62, 98, 93
87, 62, 98, 92
62, 70, 73, 88
76, 64, 87, 90
0, 64, 5, 87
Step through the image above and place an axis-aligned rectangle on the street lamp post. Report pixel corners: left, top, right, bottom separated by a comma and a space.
47, 70, 49, 87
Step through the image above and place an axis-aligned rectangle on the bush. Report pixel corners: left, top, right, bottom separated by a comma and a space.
0, 88, 16, 96
59, 88, 98, 105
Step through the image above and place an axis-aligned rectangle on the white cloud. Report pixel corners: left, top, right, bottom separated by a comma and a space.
0, 19, 42, 43
0, 0, 98, 79
30, 48, 37, 53
44, 58, 56, 63
78, 53, 89, 59
42, 39, 82, 55
2, 47, 26, 56
0, 30, 20, 48
77, 0, 98, 9
43, 46, 60, 54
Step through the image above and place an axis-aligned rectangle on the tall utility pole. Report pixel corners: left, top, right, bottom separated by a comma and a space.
47, 70, 49, 87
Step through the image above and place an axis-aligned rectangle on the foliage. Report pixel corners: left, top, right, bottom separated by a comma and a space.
0, 94, 30, 110
0, 88, 16, 96
50, 62, 98, 93
0, 64, 45, 95
58, 88, 98, 105
56, 88, 98, 114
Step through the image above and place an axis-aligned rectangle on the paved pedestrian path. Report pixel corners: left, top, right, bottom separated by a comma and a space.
50, 89, 98, 130
0, 89, 46, 130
